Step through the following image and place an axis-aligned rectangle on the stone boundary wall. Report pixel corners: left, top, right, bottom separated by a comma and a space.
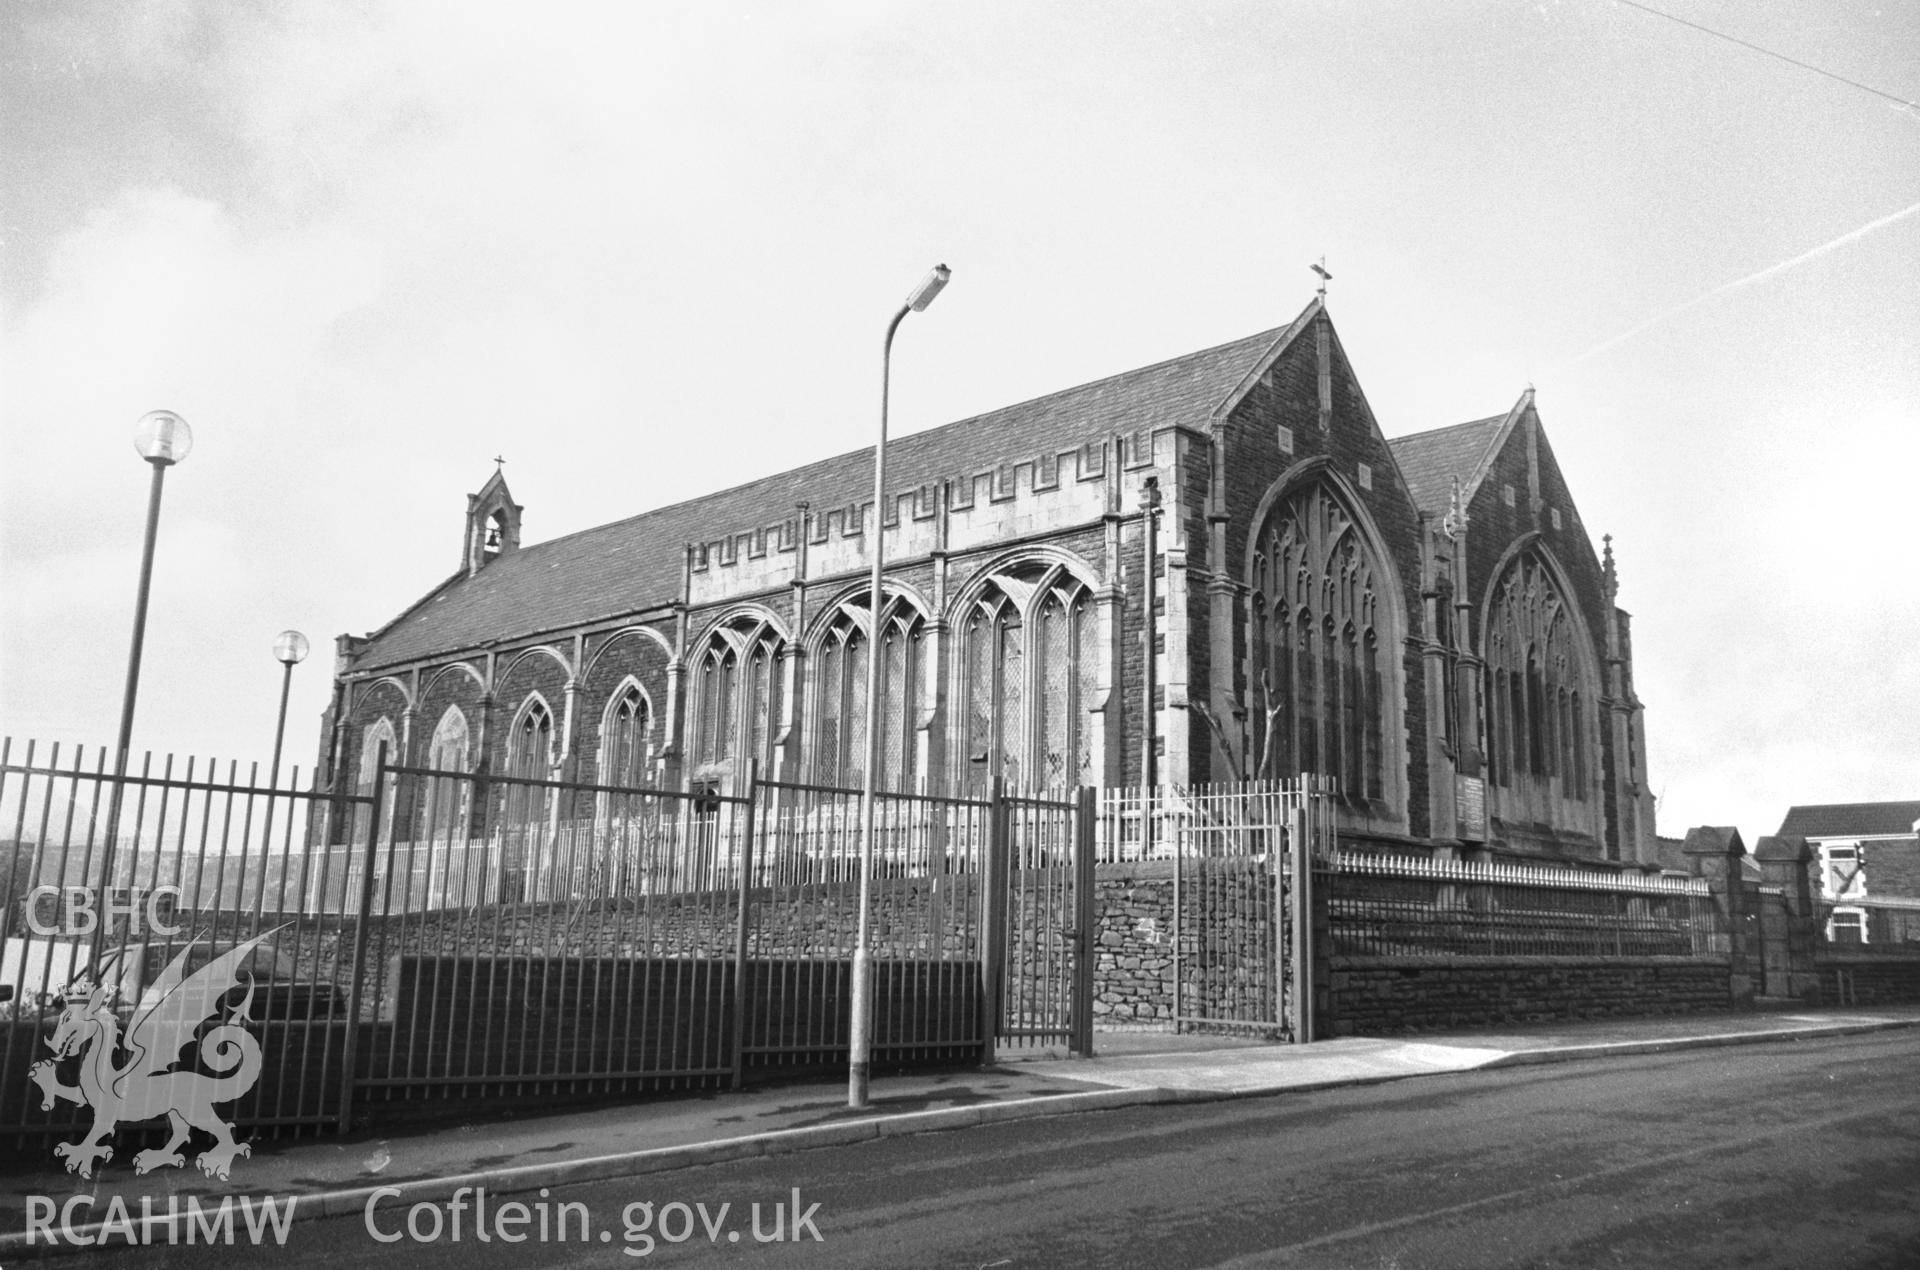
1816, 951, 1920, 1006
1324, 955, 1733, 1035
1093, 862, 1178, 1027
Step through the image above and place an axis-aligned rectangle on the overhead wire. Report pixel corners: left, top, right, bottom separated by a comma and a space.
1612, 0, 1918, 113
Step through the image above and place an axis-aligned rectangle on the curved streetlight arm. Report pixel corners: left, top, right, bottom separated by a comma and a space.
851, 267, 950, 1109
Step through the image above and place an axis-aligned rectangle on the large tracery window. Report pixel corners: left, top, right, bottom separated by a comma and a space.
1248, 480, 1389, 802
691, 616, 785, 785
812, 594, 925, 791
1484, 553, 1590, 801
958, 565, 1098, 792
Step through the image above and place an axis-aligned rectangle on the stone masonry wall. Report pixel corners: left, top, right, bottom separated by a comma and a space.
1325, 956, 1732, 1035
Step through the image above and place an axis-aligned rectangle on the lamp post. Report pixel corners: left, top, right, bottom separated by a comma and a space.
850, 263, 950, 1109
98, 410, 193, 953
256, 630, 310, 907
269, 630, 311, 789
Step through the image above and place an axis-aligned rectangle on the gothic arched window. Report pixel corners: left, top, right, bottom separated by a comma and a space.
508, 696, 554, 781
1248, 481, 1390, 801
358, 718, 396, 796
690, 615, 785, 786
956, 565, 1098, 792
811, 593, 926, 791
425, 705, 469, 840
1484, 552, 1593, 803
602, 681, 652, 788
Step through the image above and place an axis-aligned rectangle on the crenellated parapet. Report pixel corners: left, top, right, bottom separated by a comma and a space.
688, 436, 1154, 604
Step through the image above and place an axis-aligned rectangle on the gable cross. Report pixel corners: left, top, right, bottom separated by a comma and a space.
1310, 257, 1332, 297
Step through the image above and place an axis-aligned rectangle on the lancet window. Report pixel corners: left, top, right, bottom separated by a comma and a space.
357, 718, 396, 795
957, 564, 1099, 791
812, 594, 926, 791
1247, 480, 1389, 802
502, 695, 557, 835
602, 682, 653, 788
424, 705, 470, 839
690, 615, 785, 785
1484, 553, 1589, 799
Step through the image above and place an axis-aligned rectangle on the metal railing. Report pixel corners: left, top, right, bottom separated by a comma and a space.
0, 729, 1086, 1141
1328, 850, 1720, 958
1, 738, 370, 1140
1097, 776, 1341, 864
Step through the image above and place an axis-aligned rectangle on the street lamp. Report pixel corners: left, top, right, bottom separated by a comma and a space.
850, 263, 950, 1109
256, 630, 310, 902
99, 410, 193, 947
269, 630, 311, 789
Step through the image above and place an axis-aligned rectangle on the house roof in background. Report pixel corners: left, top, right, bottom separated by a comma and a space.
353, 316, 1310, 671
1777, 801, 1920, 839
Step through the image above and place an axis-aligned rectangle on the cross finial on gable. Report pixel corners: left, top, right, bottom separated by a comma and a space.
494, 454, 506, 471
1310, 257, 1332, 298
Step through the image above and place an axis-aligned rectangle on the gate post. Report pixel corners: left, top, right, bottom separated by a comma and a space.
1073, 786, 1096, 1057
731, 759, 759, 1090
1289, 797, 1309, 1043
336, 741, 388, 1133
979, 777, 1008, 1061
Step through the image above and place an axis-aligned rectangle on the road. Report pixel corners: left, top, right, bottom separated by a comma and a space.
29, 1029, 1920, 1268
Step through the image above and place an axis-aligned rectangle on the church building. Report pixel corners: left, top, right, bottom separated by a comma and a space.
318, 296, 1658, 866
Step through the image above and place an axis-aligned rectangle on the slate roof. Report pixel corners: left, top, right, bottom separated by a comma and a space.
1776, 801, 1920, 839
1386, 414, 1507, 515
354, 322, 1300, 671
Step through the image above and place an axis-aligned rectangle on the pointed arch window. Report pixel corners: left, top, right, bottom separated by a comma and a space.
358, 718, 396, 796
425, 706, 469, 840
690, 616, 785, 786
603, 683, 652, 789
957, 565, 1097, 792
1485, 552, 1594, 803
812, 594, 925, 791
508, 696, 555, 780
1247, 480, 1390, 801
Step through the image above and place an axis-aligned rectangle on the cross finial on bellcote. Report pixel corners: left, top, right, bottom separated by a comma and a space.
1310, 257, 1331, 297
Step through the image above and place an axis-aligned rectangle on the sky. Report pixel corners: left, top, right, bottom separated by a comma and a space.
2, 0, 1915, 848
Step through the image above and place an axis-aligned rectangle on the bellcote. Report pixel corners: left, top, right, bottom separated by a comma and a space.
464, 466, 522, 576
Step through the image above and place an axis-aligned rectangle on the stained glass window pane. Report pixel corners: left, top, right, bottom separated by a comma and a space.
967, 611, 992, 790
1000, 612, 1024, 785
818, 639, 841, 787
845, 632, 868, 786
1040, 596, 1070, 787
880, 625, 908, 790
1074, 597, 1099, 785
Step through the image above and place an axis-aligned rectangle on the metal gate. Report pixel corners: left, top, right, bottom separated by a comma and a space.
1101, 777, 1337, 1041
985, 788, 1094, 1053
3, 736, 1094, 1143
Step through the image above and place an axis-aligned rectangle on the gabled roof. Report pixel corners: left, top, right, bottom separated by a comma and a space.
1777, 801, 1920, 839
1387, 413, 1507, 516
354, 315, 1310, 671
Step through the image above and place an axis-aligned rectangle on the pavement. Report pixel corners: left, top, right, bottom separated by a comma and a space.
4, 1004, 1919, 1254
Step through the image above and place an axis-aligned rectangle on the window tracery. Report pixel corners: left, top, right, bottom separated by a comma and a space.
1484, 553, 1590, 801
1248, 481, 1388, 801
690, 615, 784, 783
956, 565, 1097, 791
812, 595, 926, 791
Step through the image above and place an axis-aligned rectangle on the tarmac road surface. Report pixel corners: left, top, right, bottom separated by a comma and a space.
28, 1028, 1920, 1268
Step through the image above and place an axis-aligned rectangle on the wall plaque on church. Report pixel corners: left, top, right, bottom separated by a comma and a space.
1457, 775, 1487, 840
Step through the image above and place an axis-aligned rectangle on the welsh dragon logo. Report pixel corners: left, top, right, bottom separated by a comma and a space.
29, 930, 278, 1181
